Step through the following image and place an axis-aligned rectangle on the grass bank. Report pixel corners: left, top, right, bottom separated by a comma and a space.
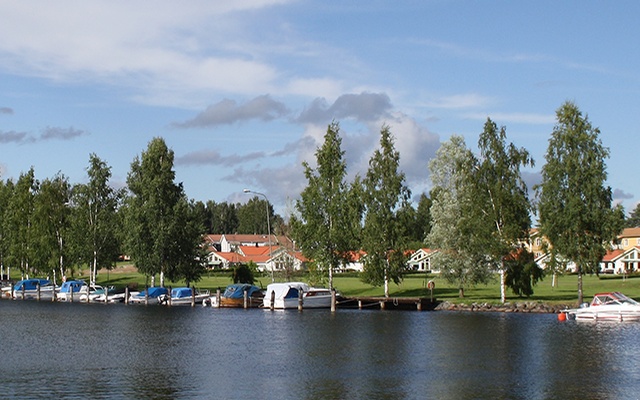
90, 265, 640, 307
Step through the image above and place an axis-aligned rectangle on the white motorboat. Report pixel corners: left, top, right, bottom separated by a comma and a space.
562, 292, 640, 322
11, 279, 57, 300
158, 287, 210, 306
58, 281, 112, 302
129, 287, 169, 305
262, 282, 333, 309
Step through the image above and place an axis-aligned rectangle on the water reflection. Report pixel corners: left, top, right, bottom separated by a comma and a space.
2, 301, 640, 399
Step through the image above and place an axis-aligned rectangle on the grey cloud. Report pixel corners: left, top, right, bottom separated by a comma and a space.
40, 126, 87, 140
172, 95, 289, 128
0, 130, 31, 143
0, 107, 14, 115
271, 136, 316, 157
613, 188, 634, 200
296, 92, 393, 125
176, 149, 266, 167
222, 164, 305, 206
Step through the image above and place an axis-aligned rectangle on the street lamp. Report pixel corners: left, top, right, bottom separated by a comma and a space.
243, 189, 274, 282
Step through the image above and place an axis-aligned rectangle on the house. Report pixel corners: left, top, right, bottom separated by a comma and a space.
616, 228, 640, 250
600, 247, 640, 274
407, 248, 439, 272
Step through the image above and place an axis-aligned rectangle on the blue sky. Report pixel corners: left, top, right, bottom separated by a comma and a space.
1, 1, 638, 216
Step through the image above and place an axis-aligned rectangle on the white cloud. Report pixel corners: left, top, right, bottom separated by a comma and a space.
425, 94, 495, 109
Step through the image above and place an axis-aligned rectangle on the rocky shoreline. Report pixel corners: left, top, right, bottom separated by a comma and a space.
435, 300, 572, 314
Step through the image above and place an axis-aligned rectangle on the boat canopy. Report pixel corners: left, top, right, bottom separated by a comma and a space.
223, 284, 262, 299
265, 282, 310, 300
59, 280, 85, 293
171, 287, 194, 298
591, 292, 640, 306
14, 279, 52, 291
135, 287, 169, 298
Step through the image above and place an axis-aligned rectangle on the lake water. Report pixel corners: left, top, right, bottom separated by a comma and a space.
1, 300, 640, 399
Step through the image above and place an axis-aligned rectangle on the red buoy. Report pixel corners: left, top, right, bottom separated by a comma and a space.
558, 312, 566, 322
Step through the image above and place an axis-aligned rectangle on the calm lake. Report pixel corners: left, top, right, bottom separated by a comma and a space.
1, 300, 639, 399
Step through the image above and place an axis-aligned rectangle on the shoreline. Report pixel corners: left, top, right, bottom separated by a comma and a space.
435, 300, 571, 314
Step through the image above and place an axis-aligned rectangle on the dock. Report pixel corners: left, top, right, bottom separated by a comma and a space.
336, 296, 439, 311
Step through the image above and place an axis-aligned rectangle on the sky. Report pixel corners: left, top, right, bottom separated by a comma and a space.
1, 1, 639, 217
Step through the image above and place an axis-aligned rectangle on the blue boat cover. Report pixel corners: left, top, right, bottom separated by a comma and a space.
171, 287, 194, 298
223, 284, 261, 299
59, 280, 85, 293
14, 279, 52, 291
136, 287, 169, 298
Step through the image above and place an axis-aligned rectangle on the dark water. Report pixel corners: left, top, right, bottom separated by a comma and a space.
1, 301, 640, 400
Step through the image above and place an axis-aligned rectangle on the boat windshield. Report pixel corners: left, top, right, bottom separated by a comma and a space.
592, 292, 640, 306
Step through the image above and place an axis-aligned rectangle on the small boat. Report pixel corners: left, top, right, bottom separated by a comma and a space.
262, 282, 333, 309
205, 283, 264, 308
11, 279, 57, 300
158, 287, 211, 306
562, 292, 640, 322
58, 281, 113, 302
129, 287, 169, 305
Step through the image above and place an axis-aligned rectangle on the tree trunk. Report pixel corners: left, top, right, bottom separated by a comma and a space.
500, 264, 506, 304
329, 265, 333, 291
459, 287, 464, 298
577, 266, 583, 305
384, 260, 389, 298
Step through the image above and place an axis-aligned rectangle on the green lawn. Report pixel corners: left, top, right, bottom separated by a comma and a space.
92, 267, 640, 306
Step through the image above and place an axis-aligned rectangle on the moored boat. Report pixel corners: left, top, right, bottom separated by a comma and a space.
206, 283, 264, 308
562, 292, 640, 322
129, 287, 169, 305
158, 287, 211, 306
262, 282, 332, 309
11, 279, 57, 300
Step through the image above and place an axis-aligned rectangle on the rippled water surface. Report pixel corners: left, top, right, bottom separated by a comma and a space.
2, 300, 640, 399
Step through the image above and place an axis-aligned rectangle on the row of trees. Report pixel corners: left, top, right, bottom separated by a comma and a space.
292, 102, 626, 302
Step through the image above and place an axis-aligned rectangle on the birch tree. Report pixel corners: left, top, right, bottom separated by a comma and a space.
537, 101, 624, 304
361, 125, 411, 297
291, 121, 361, 289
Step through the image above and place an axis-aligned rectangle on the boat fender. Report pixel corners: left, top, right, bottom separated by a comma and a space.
557, 312, 566, 322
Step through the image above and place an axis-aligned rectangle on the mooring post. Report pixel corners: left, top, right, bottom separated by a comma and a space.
36, 282, 40, 301
270, 290, 275, 311
298, 289, 303, 311
216, 287, 221, 308
330, 289, 336, 313
70, 286, 74, 302
104, 286, 109, 304
380, 300, 385, 310
145, 285, 149, 306
244, 288, 249, 309
417, 300, 422, 311
125, 286, 129, 305
21, 283, 25, 300
358, 299, 362, 309
191, 287, 195, 307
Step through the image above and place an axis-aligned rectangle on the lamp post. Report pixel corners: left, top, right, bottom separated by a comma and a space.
243, 189, 274, 282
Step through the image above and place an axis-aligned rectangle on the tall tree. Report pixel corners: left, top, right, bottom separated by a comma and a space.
125, 138, 204, 287
34, 172, 72, 284
537, 101, 625, 304
207, 201, 239, 234
466, 118, 537, 303
71, 154, 123, 285
5, 168, 39, 278
0, 178, 14, 279
238, 196, 274, 235
361, 125, 411, 297
291, 121, 362, 290
427, 135, 494, 297
626, 203, 640, 228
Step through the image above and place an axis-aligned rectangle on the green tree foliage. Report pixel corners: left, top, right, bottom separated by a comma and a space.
426, 135, 494, 297
626, 203, 640, 228
0, 178, 14, 278
291, 121, 362, 289
34, 173, 72, 283
238, 196, 275, 235
361, 125, 411, 297
206, 200, 239, 234
466, 118, 536, 302
537, 102, 625, 304
504, 248, 544, 297
124, 137, 206, 286
232, 262, 257, 284
71, 154, 123, 285
5, 168, 39, 278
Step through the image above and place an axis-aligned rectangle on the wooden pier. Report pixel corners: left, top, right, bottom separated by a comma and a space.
336, 296, 439, 311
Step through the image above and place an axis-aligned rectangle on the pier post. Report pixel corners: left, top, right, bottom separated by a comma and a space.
331, 289, 336, 313
298, 289, 303, 311
216, 287, 221, 308
380, 300, 385, 310
104, 287, 108, 304
191, 287, 195, 307
125, 286, 129, 305
70, 287, 74, 302
145, 285, 149, 306
21, 283, 25, 300
244, 288, 249, 309
358, 299, 362, 309
36, 282, 40, 301
270, 290, 275, 311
